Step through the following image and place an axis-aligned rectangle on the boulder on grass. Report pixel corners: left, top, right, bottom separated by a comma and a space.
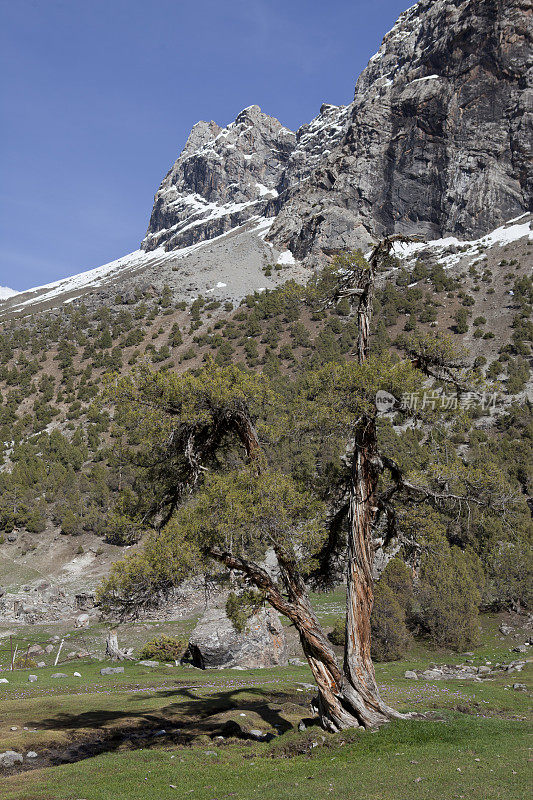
186, 606, 287, 669
0, 751, 23, 768
100, 666, 124, 675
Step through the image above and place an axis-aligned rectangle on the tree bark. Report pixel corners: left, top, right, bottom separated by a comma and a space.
208, 546, 398, 731
342, 415, 403, 727
339, 237, 414, 727
105, 629, 133, 661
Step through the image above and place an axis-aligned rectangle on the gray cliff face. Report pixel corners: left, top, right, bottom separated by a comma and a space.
269, 0, 532, 261
141, 106, 295, 252
143, 0, 532, 261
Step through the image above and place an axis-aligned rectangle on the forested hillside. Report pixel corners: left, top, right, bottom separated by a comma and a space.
0, 227, 531, 626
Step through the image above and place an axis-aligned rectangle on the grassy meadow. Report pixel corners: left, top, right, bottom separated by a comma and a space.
0, 600, 530, 800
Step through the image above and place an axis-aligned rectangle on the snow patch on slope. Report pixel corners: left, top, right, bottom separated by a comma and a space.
392, 215, 532, 268
0, 287, 18, 300
3, 217, 278, 314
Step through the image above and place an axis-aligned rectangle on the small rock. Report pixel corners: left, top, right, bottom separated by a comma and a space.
51, 673, 68, 678
26, 751, 38, 759
73, 672, 81, 677
75, 613, 90, 629
36, 662, 46, 668
512, 683, 527, 691
44, 645, 54, 654
10, 726, 17, 731
499, 624, 513, 635
422, 669, 442, 680
513, 645, 528, 653
138, 660, 159, 667
298, 721, 306, 732
100, 667, 124, 675
28, 675, 38, 682
0, 750, 23, 768
404, 670, 418, 679
249, 729, 266, 739
0, 678, 9, 684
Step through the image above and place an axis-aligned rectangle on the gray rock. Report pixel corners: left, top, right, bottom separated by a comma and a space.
267, 0, 531, 262
138, 660, 160, 667
0, 750, 23, 768
513, 645, 529, 653
513, 683, 527, 691
0, 678, 9, 684
186, 606, 287, 669
100, 667, 124, 675
499, 624, 513, 635
249, 729, 267, 739
75, 613, 90, 628
28, 674, 37, 682
27, 644, 44, 656
404, 670, 418, 680
140, 1, 530, 268
141, 106, 295, 253
44, 645, 54, 654
51, 673, 68, 678
422, 669, 443, 680
36, 661, 46, 668
26, 751, 38, 758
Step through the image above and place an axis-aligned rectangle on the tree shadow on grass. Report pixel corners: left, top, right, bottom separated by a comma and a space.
26, 685, 317, 766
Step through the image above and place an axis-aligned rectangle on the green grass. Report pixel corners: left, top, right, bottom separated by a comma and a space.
1, 607, 530, 799
3, 715, 529, 800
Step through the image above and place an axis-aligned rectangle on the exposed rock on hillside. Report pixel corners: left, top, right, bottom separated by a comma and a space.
269, 0, 533, 260
143, 0, 532, 265
186, 606, 288, 669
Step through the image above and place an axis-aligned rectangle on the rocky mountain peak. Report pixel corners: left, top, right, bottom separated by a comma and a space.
142, 0, 531, 265
141, 105, 295, 253
268, 0, 532, 261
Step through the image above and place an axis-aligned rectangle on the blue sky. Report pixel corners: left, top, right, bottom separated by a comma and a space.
1, 0, 410, 291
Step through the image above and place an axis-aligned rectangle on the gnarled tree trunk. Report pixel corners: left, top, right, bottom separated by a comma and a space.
105, 629, 133, 661
341, 415, 403, 728
334, 236, 414, 728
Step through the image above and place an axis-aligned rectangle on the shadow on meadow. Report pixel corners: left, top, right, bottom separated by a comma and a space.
24, 685, 317, 767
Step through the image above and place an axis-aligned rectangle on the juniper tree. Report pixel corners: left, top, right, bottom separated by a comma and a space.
97, 239, 519, 732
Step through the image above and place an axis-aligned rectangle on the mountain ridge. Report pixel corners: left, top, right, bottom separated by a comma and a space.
1, 0, 531, 317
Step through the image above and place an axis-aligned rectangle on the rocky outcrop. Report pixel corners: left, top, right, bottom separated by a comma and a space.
143, 0, 532, 263
269, 0, 532, 260
405, 659, 528, 681
141, 106, 295, 252
185, 606, 288, 669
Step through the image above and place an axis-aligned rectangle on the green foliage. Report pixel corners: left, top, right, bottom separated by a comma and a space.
371, 584, 411, 661
226, 589, 266, 632
485, 541, 532, 610
138, 634, 186, 661
370, 559, 413, 661
417, 535, 483, 651
453, 308, 469, 334
102, 509, 143, 545
328, 618, 345, 646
